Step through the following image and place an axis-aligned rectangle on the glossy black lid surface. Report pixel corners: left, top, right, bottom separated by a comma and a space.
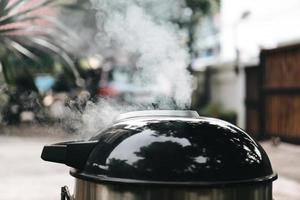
70, 110, 277, 185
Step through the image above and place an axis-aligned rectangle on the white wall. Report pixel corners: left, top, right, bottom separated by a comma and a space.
210, 65, 245, 128
207, 0, 300, 128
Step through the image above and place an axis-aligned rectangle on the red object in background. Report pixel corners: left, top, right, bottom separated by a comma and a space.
98, 86, 118, 97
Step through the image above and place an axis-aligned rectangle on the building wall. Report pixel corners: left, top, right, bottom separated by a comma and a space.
209, 65, 246, 128
204, 0, 300, 129
195, 0, 300, 129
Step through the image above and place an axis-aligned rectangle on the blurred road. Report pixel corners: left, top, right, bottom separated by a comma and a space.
0, 126, 300, 200
0, 126, 73, 200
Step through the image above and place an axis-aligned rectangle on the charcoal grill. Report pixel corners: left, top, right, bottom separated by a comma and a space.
41, 110, 277, 200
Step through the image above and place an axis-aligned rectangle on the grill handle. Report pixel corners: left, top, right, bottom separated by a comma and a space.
61, 186, 73, 200
41, 140, 98, 169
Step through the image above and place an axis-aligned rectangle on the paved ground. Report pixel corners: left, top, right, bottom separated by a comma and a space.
0, 125, 74, 200
0, 125, 300, 200
261, 140, 300, 200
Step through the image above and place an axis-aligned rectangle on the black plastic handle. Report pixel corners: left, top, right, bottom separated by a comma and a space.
41, 140, 98, 170
61, 186, 73, 200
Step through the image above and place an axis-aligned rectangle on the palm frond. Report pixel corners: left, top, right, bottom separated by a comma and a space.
0, 27, 22, 34
0, 0, 84, 87
0, 0, 54, 26
2, 0, 25, 17
24, 36, 83, 86
0, 0, 9, 9
6, 38, 40, 62
0, 0, 9, 17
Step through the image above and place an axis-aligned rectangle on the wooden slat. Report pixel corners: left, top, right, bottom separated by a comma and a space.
245, 67, 260, 101
245, 66, 261, 138
265, 95, 300, 138
260, 44, 300, 141
246, 108, 260, 137
264, 49, 300, 88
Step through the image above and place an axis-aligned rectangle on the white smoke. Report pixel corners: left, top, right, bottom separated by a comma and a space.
61, 98, 152, 138
60, 0, 194, 138
92, 0, 192, 107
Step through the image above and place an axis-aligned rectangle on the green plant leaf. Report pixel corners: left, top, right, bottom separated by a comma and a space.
0, 27, 22, 35
0, 0, 84, 87
27, 37, 82, 85
6, 38, 40, 62
0, 0, 54, 26
0, 0, 9, 14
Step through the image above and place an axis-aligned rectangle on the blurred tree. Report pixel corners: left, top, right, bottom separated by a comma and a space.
183, 0, 220, 69
0, 0, 84, 87
58, 0, 98, 57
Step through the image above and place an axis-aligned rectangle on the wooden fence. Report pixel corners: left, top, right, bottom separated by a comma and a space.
245, 66, 261, 138
260, 44, 300, 142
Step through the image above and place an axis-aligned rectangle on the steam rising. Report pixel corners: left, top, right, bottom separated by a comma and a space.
62, 0, 194, 137
93, 0, 192, 107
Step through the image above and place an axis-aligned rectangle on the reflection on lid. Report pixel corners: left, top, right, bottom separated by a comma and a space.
85, 117, 273, 182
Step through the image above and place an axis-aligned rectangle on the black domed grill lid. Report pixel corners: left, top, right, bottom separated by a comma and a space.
42, 110, 277, 186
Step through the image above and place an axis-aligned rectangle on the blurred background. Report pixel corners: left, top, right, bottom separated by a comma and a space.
1, 0, 300, 199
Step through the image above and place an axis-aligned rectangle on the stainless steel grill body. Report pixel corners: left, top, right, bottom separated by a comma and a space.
74, 179, 273, 200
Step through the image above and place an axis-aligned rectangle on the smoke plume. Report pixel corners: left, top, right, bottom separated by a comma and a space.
61, 0, 194, 137
92, 0, 192, 107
